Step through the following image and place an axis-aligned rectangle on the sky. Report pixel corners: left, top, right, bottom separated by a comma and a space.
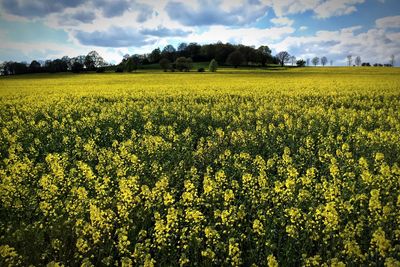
0, 0, 399, 65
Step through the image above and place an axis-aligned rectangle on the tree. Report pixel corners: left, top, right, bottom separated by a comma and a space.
312, 57, 319, 66
73, 55, 86, 65
162, 45, 176, 61
247, 49, 259, 65
175, 57, 192, 72
3, 61, 29, 75
276, 51, 291, 67
226, 50, 245, 68
84, 55, 95, 70
125, 55, 141, 72
60, 56, 71, 70
2, 61, 12, 75
177, 43, 189, 58
215, 43, 235, 64
29, 60, 41, 73
186, 43, 202, 61
290, 56, 296, 66
123, 54, 130, 61
84, 51, 105, 70
71, 62, 84, 73
149, 48, 161, 64
177, 43, 188, 52
45, 59, 68, 73
347, 55, 352, 66
306, 58, 310, 66
0, 62, 5, 75
296, 59, 306, 67
321, 56, 328, 66
163, 45, 176, 53
355, 56, 361, 66
159, 58, 171, 72
257, 45, 272, 66
209, 59, 218, 72
390, 55, 395, 66
330, 60, 333, 66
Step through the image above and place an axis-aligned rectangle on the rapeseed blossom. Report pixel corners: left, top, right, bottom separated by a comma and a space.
1, 70, 400, 266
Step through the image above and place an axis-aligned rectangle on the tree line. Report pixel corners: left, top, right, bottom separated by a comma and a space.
0, 51, 108, 75
346, 55, 395, 67
120, 42, 278, 72
0, 42, 396, 75
0, 42, 280, 75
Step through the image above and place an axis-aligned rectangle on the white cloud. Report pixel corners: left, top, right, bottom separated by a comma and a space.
184, 25, 295, 46
0, 0, 398, 66
271, 24, 399, 65
260, 0, 365, 19
261, 0, 320, 17
314, 0, 364, 19
164, 0, 269, 26
376, 15, 400, 29
0, 38, 150, 64
74, 26, 155, 47
270, 16, 294, 26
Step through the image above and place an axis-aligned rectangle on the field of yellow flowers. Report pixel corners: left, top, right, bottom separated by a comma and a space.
1, 68, 400, 266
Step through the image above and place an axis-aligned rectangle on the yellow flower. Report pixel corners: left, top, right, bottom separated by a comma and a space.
385, 257, 400, 267
253, 219, 265, 236
369, 189, 382, 213
163, 192, 174, 206
267, 254, 278, 267
371, 227, 391, 257
224, 189, 235, 203
321, 202, 339, 231
228, 238, 241, 266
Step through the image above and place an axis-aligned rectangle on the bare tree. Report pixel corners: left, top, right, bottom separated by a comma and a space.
355, 56, 361, 66
291, 56, 296, 66
347, 55, 353, 66
312, 57, 319, 66
276, 51, 291, 67
390, 55, 395, 66
321, 56, 328, 66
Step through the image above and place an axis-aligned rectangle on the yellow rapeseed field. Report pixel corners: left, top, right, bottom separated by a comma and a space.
0, 68, 400, 266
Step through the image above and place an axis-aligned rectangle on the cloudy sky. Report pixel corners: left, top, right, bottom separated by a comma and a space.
0, 0, 399, 65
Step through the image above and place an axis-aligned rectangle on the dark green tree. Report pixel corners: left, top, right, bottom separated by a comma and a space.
149, 48, 161, 64
175, 57, 193, 72
29, 60, 41, 73
159, 58, 171, 72
125, 55, 141, 72
226, 51, 245, 68
296, 59, 306, 67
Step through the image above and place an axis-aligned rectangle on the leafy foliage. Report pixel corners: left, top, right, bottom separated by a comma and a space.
174, 57, 193, 72
296, 59, 306, 67
209, 59, 218, 72
159, 58, 171, 72
226, 51, 245, 68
